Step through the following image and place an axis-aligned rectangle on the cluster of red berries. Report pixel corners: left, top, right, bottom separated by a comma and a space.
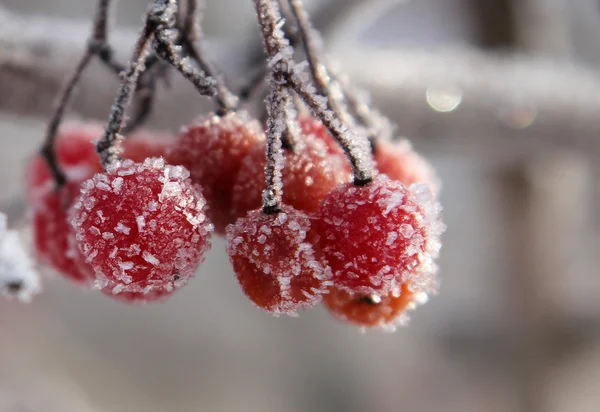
26, 109, 444, 331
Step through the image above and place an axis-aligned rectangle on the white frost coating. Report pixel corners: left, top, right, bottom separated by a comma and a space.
136, 215, 146, 233
0, 213, 41, 302
142, 251, 160, 266
115, 222, 131, 235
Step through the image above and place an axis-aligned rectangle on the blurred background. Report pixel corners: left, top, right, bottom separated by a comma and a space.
0, 0, 599, 411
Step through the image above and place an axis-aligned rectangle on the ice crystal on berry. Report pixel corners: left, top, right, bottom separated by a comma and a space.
226, 205, 332, 316
314, 175, 445, 296
70, 158, 213, 297
0, 213, 41, 302
167, 111, 265, 233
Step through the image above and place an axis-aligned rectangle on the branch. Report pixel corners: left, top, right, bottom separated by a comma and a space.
1, 7, 600, 160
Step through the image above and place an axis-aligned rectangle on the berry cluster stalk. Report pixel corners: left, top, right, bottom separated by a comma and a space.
252, 0, 373, 186
41, 0, 120, 189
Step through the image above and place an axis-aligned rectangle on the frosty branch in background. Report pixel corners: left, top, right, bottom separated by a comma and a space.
1, 6, 600, 159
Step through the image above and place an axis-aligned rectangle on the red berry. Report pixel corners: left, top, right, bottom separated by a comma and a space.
167, 111, 265, 234
374, 139, 441, 196
122, 130, 172, 163
226, 205, 332, 316
30, 181, 95, 285
323, 284, 429, 332
26, 123, 104, 285
27, 122, 103, 200
70, 158, 213, 297
230, 136, 351, 223
297, 114, 344, 155
313, 174, 445, 296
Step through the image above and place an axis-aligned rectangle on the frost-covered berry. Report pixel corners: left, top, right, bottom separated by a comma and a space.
226, 205, 332, 316
27, 122, 103, 200
297, 114, 343, 155
31, 181, 95, 284
0, 213, 41, 302
26, 124, 104, 285
313, 175, 445, 296
230, 136, 351, 222
167, 111, 265, 234
70, 158, 213, 297
374, 139, 441, 196
323, 284, 431, 332
122, 130, 173, 163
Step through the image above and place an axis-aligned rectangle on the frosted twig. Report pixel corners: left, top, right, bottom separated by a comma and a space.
252, 0, 373, 185
286, 0, 390, 144
41, 0, 120, 189
154, 28, 217, 96
96, 2, 161, 167
176, 0, 238, 113
262, 76, 287, 214
286, 0, 349, 124
0, 213, 41, 303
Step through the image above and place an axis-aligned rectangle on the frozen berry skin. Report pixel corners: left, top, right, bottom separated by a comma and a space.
374, 139, 441, 196
323, 284, 431, 332
297, 114, 343, 155
122, 130, 173, 163
167, 111, 265, 234
26, 123, 105, 285
31, 181, 95, 285
230, 136, 351, 223
70, 158, 213, 296
226, 205, 332, 316
27, 122, 103, 199
313, 174, 445, 296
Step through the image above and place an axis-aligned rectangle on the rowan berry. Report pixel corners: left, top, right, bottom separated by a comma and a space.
313, 174, 445, 296
167, 111, 265, 234
226, 205, 332, 316
70, 158, 212, 297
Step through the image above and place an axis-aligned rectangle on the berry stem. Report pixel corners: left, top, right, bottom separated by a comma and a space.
262, 76, 287, 214
41, 0, 121, 189
285, 0, 351, 126
178, 0, 239, 114
252, 0, 373, 186
41, 51, 93, 189
154, 29, 217, 97
285, 0, 390, 144
96, 5, 159, 167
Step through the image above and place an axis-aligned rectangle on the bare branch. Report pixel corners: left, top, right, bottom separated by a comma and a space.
1, 8, 600, 162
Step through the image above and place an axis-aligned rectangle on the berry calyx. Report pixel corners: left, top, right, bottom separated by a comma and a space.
226, 205, 332, 316
323, 284, 430, 332
70, 158, 213, 297
373, 139, 441, 196
230, 135, 351, 222
313, 174, 445, 296
167, 111, 265, 234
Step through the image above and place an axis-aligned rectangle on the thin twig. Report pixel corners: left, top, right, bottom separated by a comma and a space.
41, 0, 119, 189
40, 52, 94, 188
96, 3, 163, 167
179, 0, 238, 113
154, 29, 217, 96
252, 0, 373, 185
